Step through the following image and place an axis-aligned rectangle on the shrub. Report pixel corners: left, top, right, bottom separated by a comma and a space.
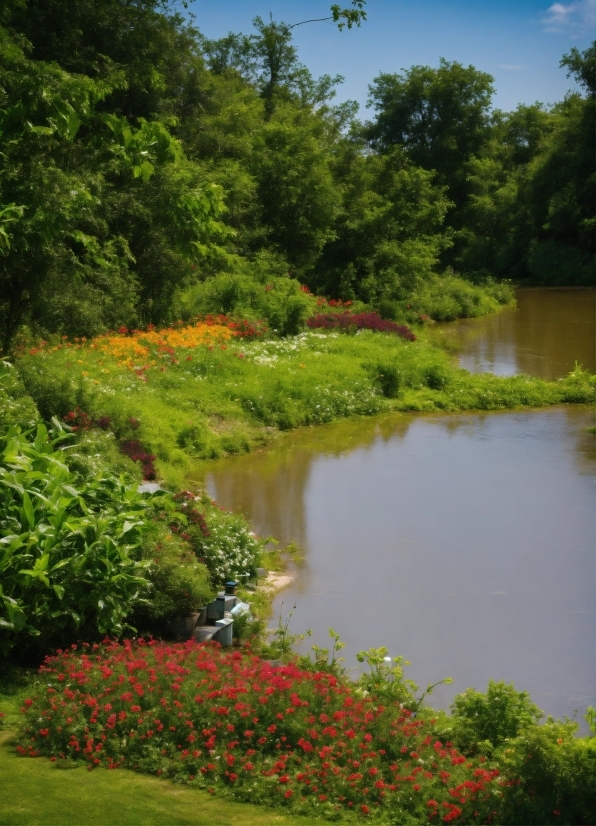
0, 360, 39, 432
307, 311, 416, 340
450, 680, 543, 755
0, 424, 152, 657
131, 522, 213, 634
495, 719, 596, 825
378, 274, 515, 324
178, 493, 268, 585
174, 271, 316, 336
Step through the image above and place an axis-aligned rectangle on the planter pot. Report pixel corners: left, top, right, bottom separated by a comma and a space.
169, 612, 199, 640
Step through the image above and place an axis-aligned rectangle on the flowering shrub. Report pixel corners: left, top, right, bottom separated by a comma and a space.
307, 312, 416, 341
176, 494, 267, 584
120, 439, 157, 480
19, 640, 509, 822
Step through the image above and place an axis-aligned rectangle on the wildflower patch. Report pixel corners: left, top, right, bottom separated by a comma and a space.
19, 640, 508, 822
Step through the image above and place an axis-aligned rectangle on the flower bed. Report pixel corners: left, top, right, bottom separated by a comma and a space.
307, 312, 416, 340
18, 640, 507, 822
27, 315, 267, 367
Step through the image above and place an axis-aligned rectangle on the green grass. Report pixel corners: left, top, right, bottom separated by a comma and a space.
0, 731, 311, 826
14, 327, 596, 488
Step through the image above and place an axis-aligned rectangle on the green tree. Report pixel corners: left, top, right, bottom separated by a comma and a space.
312, 147, 452, 301
366, 59, 495, 214
0, 22, 227, 351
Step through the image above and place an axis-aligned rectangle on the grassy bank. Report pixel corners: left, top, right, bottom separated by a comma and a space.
12, 322, 595, 488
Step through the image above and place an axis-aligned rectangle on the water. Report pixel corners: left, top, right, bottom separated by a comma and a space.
438, 287, 595, 380
204, 288, 596, 724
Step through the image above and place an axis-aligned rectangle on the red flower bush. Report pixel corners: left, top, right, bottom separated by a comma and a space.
307, 312, 416, 341
120, 440, 156, 480
18, 640, 507, 821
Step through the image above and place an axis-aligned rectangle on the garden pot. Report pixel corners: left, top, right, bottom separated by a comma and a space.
169, 612, 199, 640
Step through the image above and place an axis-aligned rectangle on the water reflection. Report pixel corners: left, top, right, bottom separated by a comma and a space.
437, 288, 595, 380
205, 407, 596, 723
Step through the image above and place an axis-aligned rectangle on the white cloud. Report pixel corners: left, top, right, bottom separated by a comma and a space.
498, 64, 527, 70
542, 0, 596, 32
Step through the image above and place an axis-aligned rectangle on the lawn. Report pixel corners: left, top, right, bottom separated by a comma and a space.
0, 730, 308, 826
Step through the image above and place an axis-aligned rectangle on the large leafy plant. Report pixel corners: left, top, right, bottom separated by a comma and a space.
0, 423, 152, 655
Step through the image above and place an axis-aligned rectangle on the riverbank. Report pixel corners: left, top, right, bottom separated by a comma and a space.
10, 321, 595, 490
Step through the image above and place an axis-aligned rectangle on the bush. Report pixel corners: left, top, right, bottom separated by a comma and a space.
0, 423, 152, 657
174, 270, 316, 336
450, 680, 543, 755
496, 720, 596, 825
17, 357, 90, 421
307, 311, 416, 339
179, 492, 268, 585
379, 274, 515, 323
132, 522, 213, 634
0, 360, 39, 432
19, 640, 508, 823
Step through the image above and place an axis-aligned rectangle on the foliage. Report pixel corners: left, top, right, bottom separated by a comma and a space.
311, 148, 452, 302
174, 491, 267, 585
366, 59, 495, 214
17, 639, 596, 824
449, 680, 543, 755
0, 3, 592, 359
0, 18, 227, 353
174, 268, 316, 336
132, 520, 213, 633
0, 424, 152, 655
365, 45, 594, 284
378, 274, 514, 324
0, 360, 39, 432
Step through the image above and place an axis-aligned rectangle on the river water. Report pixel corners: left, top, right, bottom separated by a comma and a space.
204, 288, 596, 724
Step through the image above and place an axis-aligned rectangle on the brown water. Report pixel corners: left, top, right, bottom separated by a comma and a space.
204, 288, 596, 723
438, 287, 595, 380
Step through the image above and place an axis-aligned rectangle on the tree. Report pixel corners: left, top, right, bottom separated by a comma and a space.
199, 3, 366, 117
366, 59, 495, 213
560, 40, 596, 98
0, 24, 226, 352
312, 147, 452, 301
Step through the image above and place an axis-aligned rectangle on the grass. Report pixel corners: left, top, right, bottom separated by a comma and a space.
14, 326, 596, 488
0, 731, 309, 826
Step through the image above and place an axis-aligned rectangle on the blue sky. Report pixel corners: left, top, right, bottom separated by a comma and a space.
187, 0, 595, 114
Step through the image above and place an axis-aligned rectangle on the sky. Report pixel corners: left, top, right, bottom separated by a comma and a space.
187, 0, 595, 115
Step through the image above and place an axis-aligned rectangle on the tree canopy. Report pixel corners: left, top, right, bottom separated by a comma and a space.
0, 0, 593, 351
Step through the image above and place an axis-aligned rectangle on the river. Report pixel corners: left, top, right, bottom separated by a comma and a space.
204, 288, 596, 725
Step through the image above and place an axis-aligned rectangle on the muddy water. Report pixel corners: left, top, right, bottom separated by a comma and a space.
204, 288, 596, 722
438, 287, 595, 380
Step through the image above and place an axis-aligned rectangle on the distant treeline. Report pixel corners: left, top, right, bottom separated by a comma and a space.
0, 0, 593, 351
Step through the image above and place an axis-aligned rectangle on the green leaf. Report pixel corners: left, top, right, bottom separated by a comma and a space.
21, 490, 35, 529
